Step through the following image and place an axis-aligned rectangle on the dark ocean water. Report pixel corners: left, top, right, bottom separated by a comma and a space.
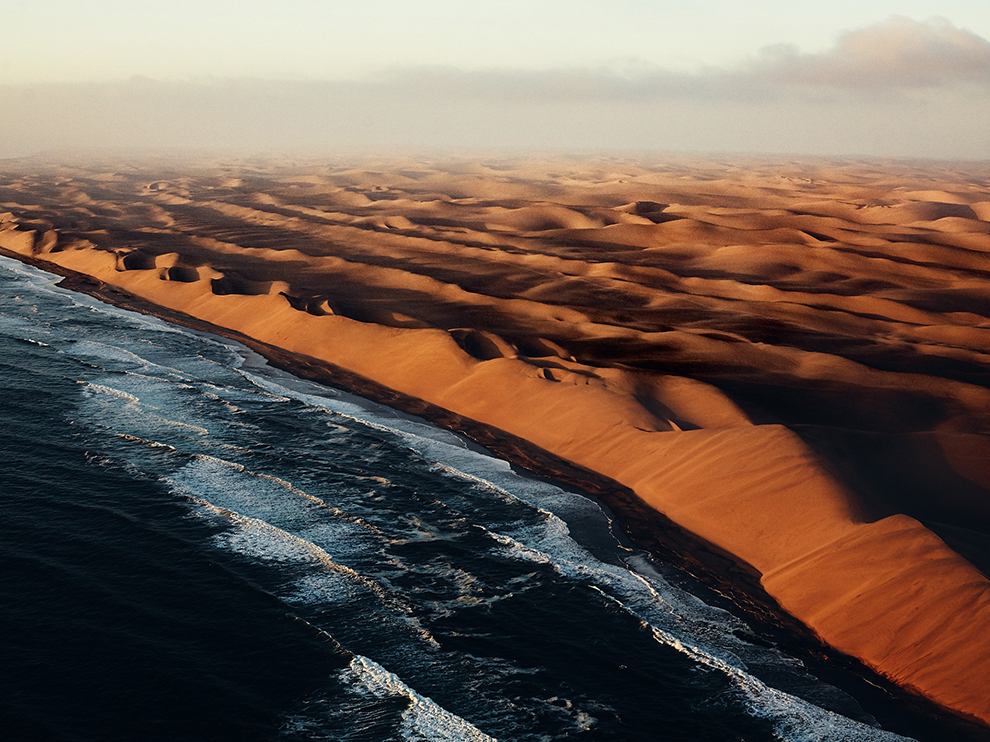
0, 256, 916, 742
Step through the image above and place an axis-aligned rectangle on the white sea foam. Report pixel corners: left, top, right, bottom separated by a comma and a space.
0, 312, 52, 340
0, 256, 65, 289
69, 339, 191, 379
116, 433, 178, 451
648, 621, 912, 742
186, 496, 380, 601
81, 381, 141, 405
173, 454, 345, 525
168, 455, 438, 647
79, 380, 211, 437
342, 654, 498, 742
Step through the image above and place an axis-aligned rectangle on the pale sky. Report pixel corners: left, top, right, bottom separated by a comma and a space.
1, 1, 988, 158
3, 0, 990, 82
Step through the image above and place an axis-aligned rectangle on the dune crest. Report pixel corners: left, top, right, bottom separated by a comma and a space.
3, 155, 990, 728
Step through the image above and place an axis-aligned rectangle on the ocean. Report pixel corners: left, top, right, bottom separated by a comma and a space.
0, 255, 922, 741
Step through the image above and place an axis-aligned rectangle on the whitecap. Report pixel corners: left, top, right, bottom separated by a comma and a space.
342, 654, 498, 742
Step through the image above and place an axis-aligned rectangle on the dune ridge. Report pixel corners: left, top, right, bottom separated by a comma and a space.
3, 154, 990, 728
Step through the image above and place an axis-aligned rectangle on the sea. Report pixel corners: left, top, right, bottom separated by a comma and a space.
0, 254, 924, 741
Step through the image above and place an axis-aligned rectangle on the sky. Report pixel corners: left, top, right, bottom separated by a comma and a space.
1, 1, 988, 158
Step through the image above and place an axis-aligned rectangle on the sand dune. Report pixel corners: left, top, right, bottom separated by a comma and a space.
3, 154, 990, 729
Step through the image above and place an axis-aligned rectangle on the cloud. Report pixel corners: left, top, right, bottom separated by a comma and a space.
1, 18, 988, 159
749, 16, 990, 89
359, 16, 990, 105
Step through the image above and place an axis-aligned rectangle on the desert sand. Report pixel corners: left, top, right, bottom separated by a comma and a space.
3, 154, 990, 728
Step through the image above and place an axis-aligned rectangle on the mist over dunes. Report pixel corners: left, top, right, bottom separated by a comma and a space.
2, 153, 990, 729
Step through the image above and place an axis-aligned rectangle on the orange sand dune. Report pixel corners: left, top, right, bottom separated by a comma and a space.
3, 154, 990, 728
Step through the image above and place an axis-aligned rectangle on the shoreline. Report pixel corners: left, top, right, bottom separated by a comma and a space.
3, 155, 989, 736
4, 248, 987, 741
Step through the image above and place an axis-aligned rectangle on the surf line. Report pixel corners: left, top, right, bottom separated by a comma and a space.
0, 247, 972, 739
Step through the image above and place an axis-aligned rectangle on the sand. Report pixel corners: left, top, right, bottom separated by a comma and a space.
2, 154, 990, 729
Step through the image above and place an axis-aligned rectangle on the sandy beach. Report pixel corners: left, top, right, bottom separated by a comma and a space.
3, 154, 990, 730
